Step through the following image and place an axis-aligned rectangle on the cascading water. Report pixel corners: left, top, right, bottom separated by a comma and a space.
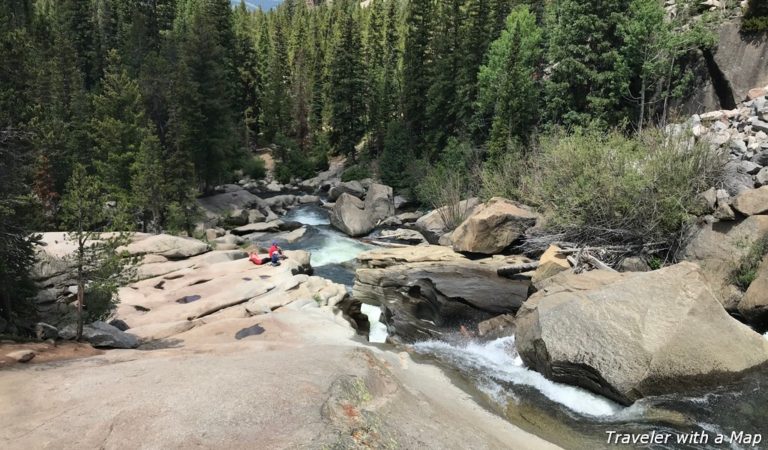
280, 205, 388, 343
279, 205, 373, 286
412, 336, 622, 418
277, 204, 768, 449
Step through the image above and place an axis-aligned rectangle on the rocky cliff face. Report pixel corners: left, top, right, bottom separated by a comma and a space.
680, 20, 768, 113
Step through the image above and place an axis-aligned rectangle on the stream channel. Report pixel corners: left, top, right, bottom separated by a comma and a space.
267, 204, 768, 450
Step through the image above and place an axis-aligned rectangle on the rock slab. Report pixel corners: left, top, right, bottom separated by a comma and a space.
516, 263, 768, 405
450, 198, 538, 254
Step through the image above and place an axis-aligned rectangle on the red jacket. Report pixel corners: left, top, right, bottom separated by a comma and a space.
269, 244, 281, 258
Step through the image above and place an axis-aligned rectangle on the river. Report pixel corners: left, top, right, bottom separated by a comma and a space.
276, 205, 768, 450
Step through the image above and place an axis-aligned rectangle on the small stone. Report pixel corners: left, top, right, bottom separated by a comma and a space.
756, 168, 768, 186
753, 120, 768, 134
714, 203, 736, 221
730, 139, 747, 154
700, 110, 726, 122
696, 187, 717, 212
618, 257, 650, 272
34, 322, 58, 340
747, 88, 767, 101
752, 150, 768, 167
478, 314, 516, 340
716, 189, 730, 205
740, 160, 763, 175
7, 350, 35, 363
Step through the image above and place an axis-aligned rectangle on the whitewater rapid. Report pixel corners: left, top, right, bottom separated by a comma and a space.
282, 206, 373, 267
413, 336, 623, 418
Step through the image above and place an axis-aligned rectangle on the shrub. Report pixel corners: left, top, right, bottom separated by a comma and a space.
742, 0, 768, 33
380, 120, 410, 189
273, 133, 331, 184
481, 139, 530, 201
241, 157, 266, 180
503, 128, 724, 248
731, 234, 768, 291
341, 164, 371, 182
417, 139, 481, 230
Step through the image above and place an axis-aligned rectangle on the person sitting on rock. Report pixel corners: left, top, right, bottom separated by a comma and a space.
249, 252, 266, 265
268, 241, 285, 266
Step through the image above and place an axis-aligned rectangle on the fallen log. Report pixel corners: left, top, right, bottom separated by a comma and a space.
497, 261, 540, 277
584, 254, 617, 272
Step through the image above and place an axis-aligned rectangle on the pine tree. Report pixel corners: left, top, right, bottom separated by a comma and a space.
90, 50, 148, 199
477, 6, 542, 156
456, 0, 492, 133
364, 0, 387, 155
544, 0, 632, 128
131, 134, 168, 233
58, 0, 100, 87
60, 164, 134, 339
290, 9, 312, 151
425, 0, 464, 154
0, 5, 40, 326
172, 1, 243, 191
262, 15, 292, 142
402, 0, 434, 157
233, 0, 261, 145
328, 2, 366, 158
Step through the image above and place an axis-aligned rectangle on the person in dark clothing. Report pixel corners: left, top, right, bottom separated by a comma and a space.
268, 241, 284, 266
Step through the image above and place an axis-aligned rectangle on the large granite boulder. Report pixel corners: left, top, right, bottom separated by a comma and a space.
328, 180, 365, 201
732, 186, 768, 216
738, 255, 768, 330
414, 198, 481, 244
329, 183, 394, 237
364, 183, 394, 222
450, 198, 539, 254
60, 321, 140, 349
197, 189, 265, 218
329, 194, 372, 237
356, 245, 466, 269
353, 247, 529, 342
516, 263, 768, 406
119, 234, 210, 260
681, 215, 768, 308
531, 245, 571, 288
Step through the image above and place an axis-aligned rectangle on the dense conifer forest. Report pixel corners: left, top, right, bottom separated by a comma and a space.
2, 0, 763, 325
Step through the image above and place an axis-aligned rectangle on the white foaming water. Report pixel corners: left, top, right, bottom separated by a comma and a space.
764, 331, 768, 341
285, 207, 330, 226
360, 303, 388, 343
309, 230, 372, 266
413, 336, 622, 418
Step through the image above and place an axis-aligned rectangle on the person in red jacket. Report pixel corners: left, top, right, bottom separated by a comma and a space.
268, 241, 284, 266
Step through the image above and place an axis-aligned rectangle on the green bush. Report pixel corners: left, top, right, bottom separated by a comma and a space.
417, 139, 481, 230
380, 121, 410, 189
273, 134, 327, 184
731, 234, 768, 291
486, 128, 723, 247
341, 164, 371, 182
742, 16, 768, 33
481, 139, 530, 201
742, 0, 768, 33
241, 157, 266, 180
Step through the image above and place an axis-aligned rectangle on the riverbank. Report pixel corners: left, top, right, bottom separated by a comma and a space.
0, 305, 557, 449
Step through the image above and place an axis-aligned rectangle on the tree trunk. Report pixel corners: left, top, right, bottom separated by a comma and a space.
639, 76, 646, 132
661, 57, 675, 127
76, 280, 84, 341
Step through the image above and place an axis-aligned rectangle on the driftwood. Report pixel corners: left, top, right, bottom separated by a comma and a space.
497, 261, 540, 277
584, 254, 617, 272
363, 240, 412, 248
